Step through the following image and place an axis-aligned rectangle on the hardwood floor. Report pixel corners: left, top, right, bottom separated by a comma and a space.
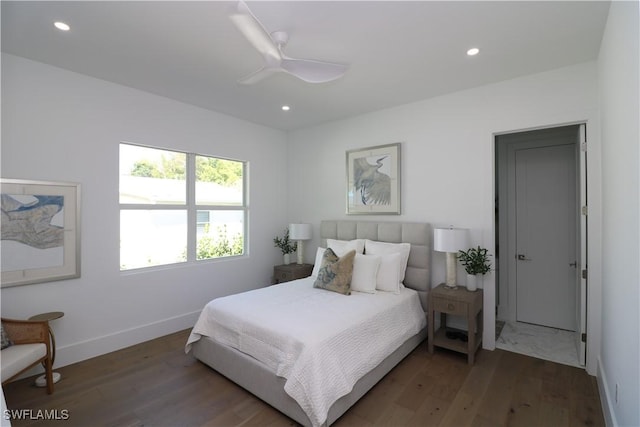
3, 329, 604, 427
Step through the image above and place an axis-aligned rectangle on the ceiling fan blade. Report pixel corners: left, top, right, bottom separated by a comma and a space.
230, 1, 281, 63
280, 58, 348, 84
237, 67, 280, 85
229, 1, 348, 85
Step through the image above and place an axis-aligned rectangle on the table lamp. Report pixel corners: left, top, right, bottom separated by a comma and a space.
434, 227, 468, 289
289, 223, 312, 265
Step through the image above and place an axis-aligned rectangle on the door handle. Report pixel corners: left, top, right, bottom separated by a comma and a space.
517, 254, 531, 261
570, 261, 578, 268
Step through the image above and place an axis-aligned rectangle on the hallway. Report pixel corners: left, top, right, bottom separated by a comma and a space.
496, 321, 581, 367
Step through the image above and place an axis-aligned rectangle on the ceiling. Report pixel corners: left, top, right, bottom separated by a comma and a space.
1, 1, 610, 131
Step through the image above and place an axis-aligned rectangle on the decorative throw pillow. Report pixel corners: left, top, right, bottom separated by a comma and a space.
364, 240, 411, 282
375, 252, 403, 293
313, 248, 356, 295
350, 254, 381, 293
1, 324, 12, 350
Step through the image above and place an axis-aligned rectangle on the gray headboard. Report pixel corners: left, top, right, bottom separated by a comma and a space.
320, 220, 431, 311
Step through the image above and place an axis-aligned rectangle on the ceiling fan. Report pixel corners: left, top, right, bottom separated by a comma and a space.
230, 1, 348, 85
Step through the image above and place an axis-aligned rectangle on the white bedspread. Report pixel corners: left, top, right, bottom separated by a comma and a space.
185, 277, 426, 427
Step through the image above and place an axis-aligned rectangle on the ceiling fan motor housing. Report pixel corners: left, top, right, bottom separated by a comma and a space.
270, 31, 289, 48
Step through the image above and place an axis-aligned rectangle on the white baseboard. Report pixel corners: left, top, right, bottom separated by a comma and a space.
54, 310, 201, 369
597, 357, 618, 427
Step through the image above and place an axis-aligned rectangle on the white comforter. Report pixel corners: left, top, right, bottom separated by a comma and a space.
185, 277, 426, 427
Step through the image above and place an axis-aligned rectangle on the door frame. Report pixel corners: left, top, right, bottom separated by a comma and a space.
495, 123, 587, 365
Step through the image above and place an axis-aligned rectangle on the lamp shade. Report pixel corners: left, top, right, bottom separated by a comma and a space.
289, 223, 312, 240
433, 227, 468, 253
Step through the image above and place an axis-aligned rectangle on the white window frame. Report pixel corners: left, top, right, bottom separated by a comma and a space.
119, 142, 248, 271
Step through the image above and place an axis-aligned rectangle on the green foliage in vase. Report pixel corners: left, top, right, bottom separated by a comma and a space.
273, 228, 297, 255
457, 246, 492, 275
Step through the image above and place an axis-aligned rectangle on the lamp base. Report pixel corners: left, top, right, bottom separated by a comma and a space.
444, 252, 459, 289
296, 240, 305, 264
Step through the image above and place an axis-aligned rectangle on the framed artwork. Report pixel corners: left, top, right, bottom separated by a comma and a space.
1, 179, 81, 287
346, 142, 401, 215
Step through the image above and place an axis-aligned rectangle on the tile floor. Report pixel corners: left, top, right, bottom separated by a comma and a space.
496, 321, 582, 367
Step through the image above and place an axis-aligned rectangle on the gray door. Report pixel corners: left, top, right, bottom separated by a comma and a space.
515, 143, 577, 330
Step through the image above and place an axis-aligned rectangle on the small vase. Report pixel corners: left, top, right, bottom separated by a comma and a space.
466, 274, 478, 292
283, 253, 291, 265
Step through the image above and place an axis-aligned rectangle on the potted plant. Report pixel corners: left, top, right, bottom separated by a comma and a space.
273, 228, 297, 264
457, 246, 492, 291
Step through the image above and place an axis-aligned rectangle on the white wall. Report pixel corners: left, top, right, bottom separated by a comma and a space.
287, 61, 603, 373
597, 1, 640, 426
0, 54, 289, 368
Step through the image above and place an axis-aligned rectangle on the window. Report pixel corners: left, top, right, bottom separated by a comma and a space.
119, 143, 246, 270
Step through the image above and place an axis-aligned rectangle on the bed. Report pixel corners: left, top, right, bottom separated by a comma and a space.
186, 220, 431, 426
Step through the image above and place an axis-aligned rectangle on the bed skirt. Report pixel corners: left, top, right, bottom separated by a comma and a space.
192, 326, 427, 426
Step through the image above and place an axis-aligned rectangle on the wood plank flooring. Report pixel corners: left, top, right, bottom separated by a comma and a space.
3, 329, 605, 427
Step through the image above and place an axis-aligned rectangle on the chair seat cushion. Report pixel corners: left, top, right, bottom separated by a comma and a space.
1, 343, 46, 380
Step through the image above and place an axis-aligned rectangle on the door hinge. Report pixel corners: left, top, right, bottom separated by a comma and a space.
581, 333, 587, 343
582, 269, 587, 279
581, 206, 588, 215
580, 142, 587, 152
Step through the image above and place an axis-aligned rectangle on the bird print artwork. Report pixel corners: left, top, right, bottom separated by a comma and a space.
353, 156, 391, 206
347, 143, 400, 214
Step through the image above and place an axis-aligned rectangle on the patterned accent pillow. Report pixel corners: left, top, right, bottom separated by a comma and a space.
1, 323, 13, 350
313, 248, 356, 295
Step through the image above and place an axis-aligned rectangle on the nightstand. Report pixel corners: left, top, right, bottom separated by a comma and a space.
428, 284, 483, 364
273, 263, 313, 284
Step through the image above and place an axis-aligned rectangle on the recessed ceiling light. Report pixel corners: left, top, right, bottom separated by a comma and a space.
467, 48, 480, 56
54, 21, 70, 31
281, 105, 290, 111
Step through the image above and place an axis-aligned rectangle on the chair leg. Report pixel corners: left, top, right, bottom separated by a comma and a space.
44, 356, 54, 394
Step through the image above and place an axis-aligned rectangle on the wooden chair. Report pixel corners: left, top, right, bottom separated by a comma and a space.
1, 318, 54, 394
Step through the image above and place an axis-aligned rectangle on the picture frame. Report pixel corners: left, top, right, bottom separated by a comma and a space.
346, 142, 401, 215
1, 179, 81, 287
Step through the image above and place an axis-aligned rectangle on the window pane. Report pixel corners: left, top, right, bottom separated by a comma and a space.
196, 210, 244, 260
195, 156, 243, 205
120, 210, 187, 270
120, 144, 186, 204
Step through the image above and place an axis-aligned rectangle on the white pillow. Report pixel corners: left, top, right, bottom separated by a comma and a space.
311, 247, 326, 278
364, 240, 411, 281
350, 254, 381, 294
327, 239, 365, 256
375, 252, 403, 293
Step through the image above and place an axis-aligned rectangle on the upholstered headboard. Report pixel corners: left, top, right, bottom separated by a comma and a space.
320, 220, 431, 311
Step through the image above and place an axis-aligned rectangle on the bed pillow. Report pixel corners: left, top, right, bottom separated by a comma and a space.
311, 241, 367, 277
313, 248, 356, 295
364, 240, 411, 282
375, 252, 404, 293
326, 239, 365, 256
311, 247, 326, 278
350, 254, 381, 294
